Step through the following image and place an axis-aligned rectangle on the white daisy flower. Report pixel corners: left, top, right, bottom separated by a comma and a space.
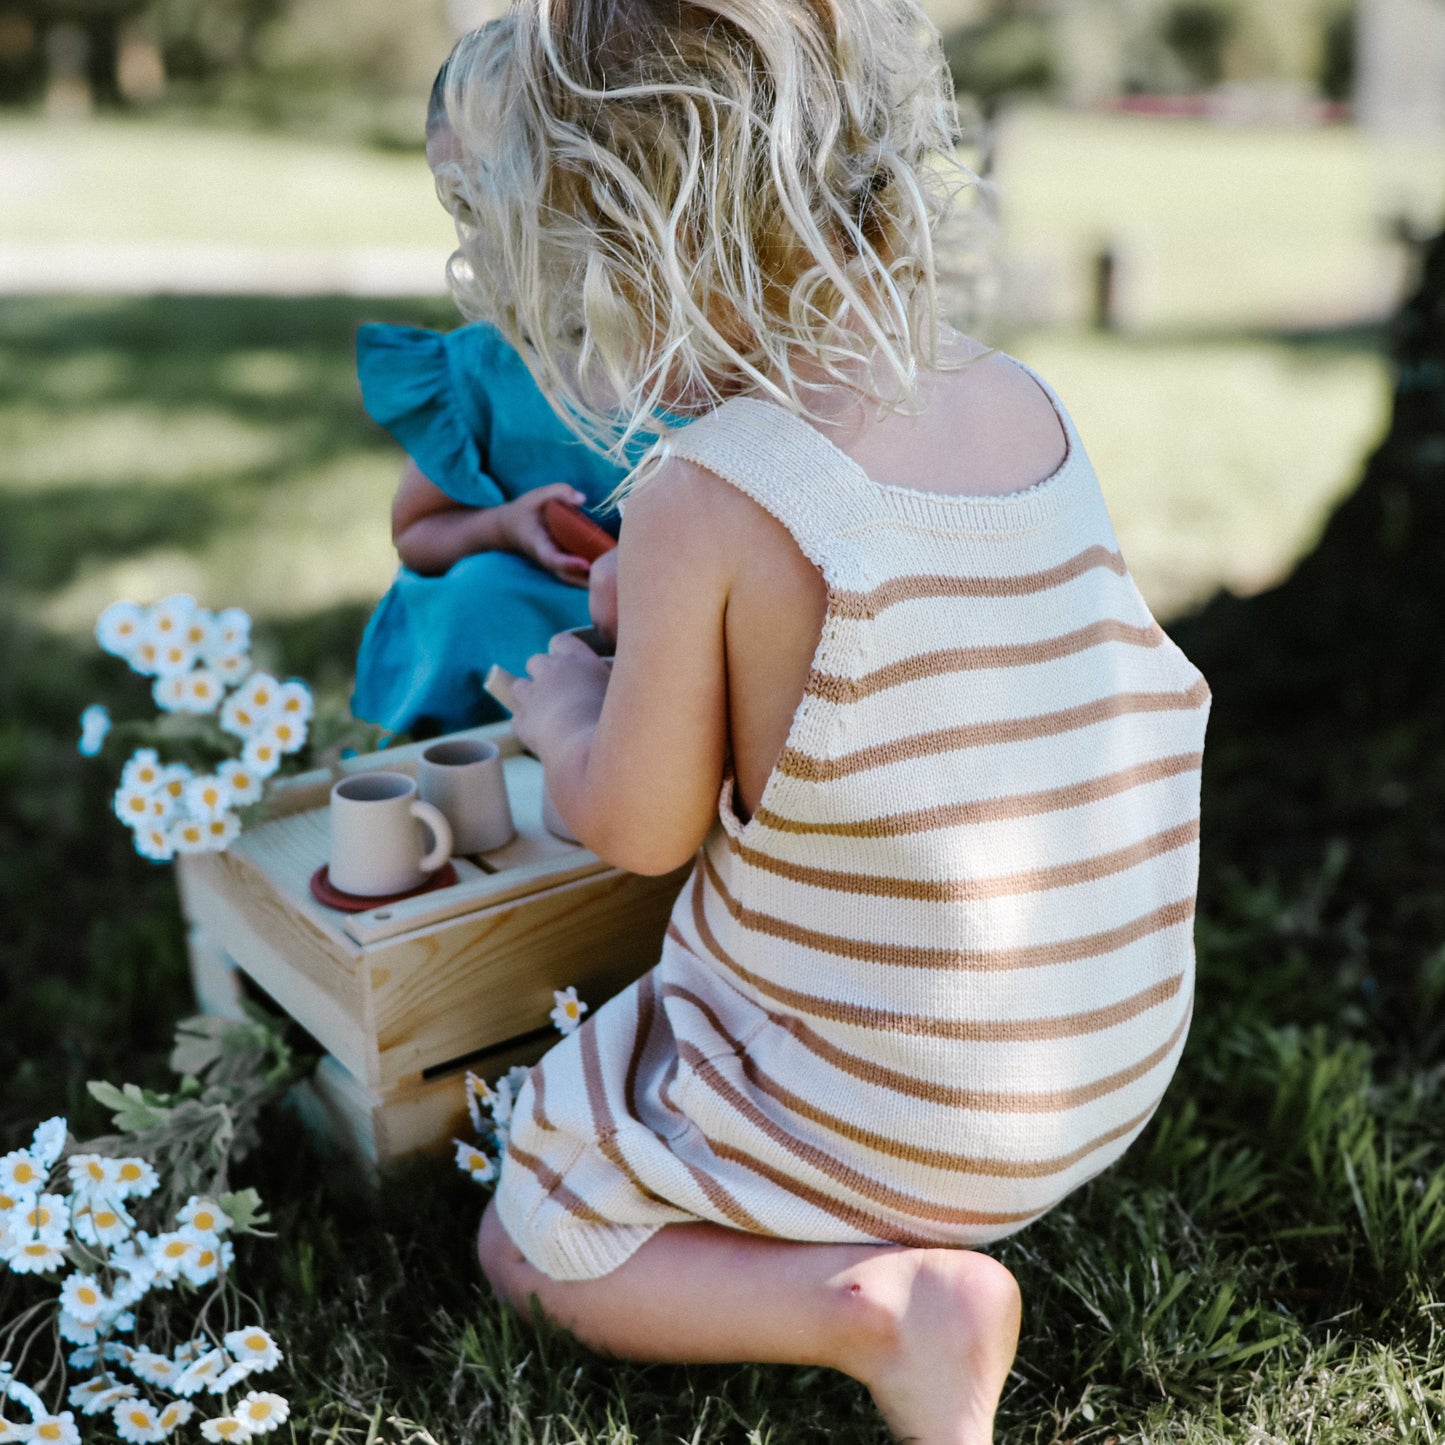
173, 1350, 228, 1399
219, 693, 267, 741
71, 1196, 132, 1254
108, 1271, 151, 1311
212, 652, 252, 687
217, 761, 263, 807
152, 638, 198, 679
15, 1191, 67, 1243
199, 1415, 252, 1443
149, 1231, 197, 1277
235, 673, 280, 718
222, 1327, 281, 1373
151, 674, 189, 713
453, 1141, 497, 1184
157, 1400, 194, 1433
66, 1347, 98, 1371
133, 824, 177, 864
233, 1393, 288, 1436
113, 781, 156, 830
178, 1238, 232, 1288
128, 636, 163, 677
59, 1273, 109, 1325
155, 765, 193, 807
204, 608, 251, 661
463, 1072, 492, 1133
96, 601, 147, 658
182, 669, 225, 715
172, 1340, 201, 1365
0, 1417, 22, 1445
28, 1117, 66, 1171
68, 1154, 118, 1196
550, 987, 588, 1035
147, 594, 197, 643
178, 1197, 233, 1237
67, 1375, 136, 1417
168, 819, 210, 856
113, 1398, 166, 1444
185, 776, 230, 821
3, 1378, 44, 1421
203, 814, 242, 852
265, 716, 306, 755
112, 1158, 158, 1200
0, 1150, 47, 1194
504, 1064, 533, 1095
121, 749, 164, 791
25, 1414, 80, 1445
485, 1076, 514, 1129
78, 705, 112, 758
179, 609, 216, 655
272, 681, 313, 724
58, 1312, 100, 1345
4, 1235, 65, 1273
210, 1360, 256, 1393
239, 733, 282, 778
0, 1184, 28, 1217
127, 1351, 181, 1390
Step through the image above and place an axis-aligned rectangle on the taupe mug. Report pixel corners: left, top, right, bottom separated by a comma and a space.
329, 772, 452, 896
418, 738, 515, 855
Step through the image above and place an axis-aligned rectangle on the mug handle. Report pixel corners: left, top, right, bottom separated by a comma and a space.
410, 800, 453, 871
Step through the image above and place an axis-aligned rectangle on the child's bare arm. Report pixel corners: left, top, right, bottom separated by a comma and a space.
390, 460, 592, 584
511, 463, 730, 874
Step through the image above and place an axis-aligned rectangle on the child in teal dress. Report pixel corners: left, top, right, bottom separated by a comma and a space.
351, 69, 631, 737
351, 318, 628, 736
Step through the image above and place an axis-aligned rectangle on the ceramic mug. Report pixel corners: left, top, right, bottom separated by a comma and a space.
418, 738, 515, 854
329, 771, 452, 897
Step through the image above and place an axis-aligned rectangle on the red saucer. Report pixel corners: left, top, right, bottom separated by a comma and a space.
309, 862, 459, 913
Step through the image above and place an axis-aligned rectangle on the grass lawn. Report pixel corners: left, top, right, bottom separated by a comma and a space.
1, 289, 1441, 1442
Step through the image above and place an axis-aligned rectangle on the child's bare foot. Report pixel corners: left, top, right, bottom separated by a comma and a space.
841, 1249, 1021, 1445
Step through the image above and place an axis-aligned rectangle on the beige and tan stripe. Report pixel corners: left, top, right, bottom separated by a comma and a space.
807, 618, 1165, 703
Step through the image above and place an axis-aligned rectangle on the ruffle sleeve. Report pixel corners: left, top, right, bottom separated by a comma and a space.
356, 323, 506, 508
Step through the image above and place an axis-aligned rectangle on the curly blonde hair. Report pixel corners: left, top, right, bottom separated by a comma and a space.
438, 0, 970, 470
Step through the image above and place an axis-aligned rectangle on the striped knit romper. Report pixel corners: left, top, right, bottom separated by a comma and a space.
494, 362, 1211, 1281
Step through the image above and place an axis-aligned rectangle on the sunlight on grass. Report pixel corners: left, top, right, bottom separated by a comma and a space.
995, 107, 1445, 331
0, 118, 456, 252
33, 451, 401, 632
1011, 332, 1392, 616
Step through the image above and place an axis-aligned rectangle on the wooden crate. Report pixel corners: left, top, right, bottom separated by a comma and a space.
176, 723, 687, 1168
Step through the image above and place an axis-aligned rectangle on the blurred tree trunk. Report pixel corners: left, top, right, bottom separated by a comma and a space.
1171, 223, 1445, 881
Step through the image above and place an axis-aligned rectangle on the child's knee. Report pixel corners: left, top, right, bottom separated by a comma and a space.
477, 1200, 523, 1300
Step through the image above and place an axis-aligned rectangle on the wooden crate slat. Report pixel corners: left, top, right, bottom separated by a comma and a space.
368, 866, 687, 1088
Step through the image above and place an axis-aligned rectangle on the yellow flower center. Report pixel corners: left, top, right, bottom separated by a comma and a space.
157, 616, 174, 633
0, 1192, 12, 1209
129, 1411, 150, 1428
197, 1250, 216, 1267
164, 1240, 189, 1258
38, 1423, 61, 1440
13, 1161, 37, 1184
118, 1162, 142, 1182
244, 1333, 267, 1351
27, 1206, 50, 1227
129, 797, 146, 814
23, 1242, 50, 1257
247, 1403, 272, 1420
94, 1211, 118, 1229
254, 688, 271, 706
160, 1407, 181, 1427
194, 1210, 214, 1230
217, 1422, 242, 1439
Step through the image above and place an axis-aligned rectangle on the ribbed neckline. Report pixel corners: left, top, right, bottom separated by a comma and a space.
712, 357, 1093, 538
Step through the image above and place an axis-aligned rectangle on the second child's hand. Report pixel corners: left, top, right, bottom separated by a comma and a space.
499, 485, 593, 587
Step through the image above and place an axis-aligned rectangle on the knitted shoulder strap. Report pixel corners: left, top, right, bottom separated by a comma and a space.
655, 397, 879, 570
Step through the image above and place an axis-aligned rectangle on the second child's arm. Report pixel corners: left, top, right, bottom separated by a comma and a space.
510, 462, 732, 875
391, 460, 593, 584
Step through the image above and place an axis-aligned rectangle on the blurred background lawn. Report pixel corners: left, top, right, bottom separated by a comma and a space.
3, 0, 1445, 1440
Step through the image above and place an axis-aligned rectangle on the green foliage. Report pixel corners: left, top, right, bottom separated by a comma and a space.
85, 1007, 311, 1207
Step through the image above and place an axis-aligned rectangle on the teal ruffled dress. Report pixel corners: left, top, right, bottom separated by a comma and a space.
352, 322, 630, 736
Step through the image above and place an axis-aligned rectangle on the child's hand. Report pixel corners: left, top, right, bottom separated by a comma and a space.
510, 632, 611, 762
498, 485, 593, 586
588, 549, 619, 651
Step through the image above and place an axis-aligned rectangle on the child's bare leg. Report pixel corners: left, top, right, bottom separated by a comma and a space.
478, 1202, 1021, 1445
